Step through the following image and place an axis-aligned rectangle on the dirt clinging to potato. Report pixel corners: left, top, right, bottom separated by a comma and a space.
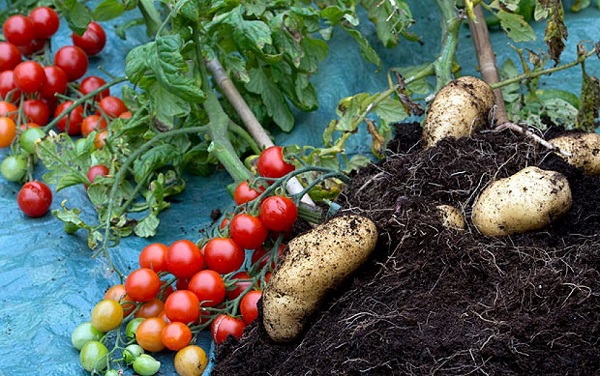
212, 123, 600, 375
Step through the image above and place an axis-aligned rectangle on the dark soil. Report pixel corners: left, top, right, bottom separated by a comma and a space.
211, 123, 600, 376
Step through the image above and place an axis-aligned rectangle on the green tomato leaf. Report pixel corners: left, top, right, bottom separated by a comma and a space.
133, 144, 181, 183
146, 81, 191, 125
342, 27, 382, 67
298, 38, 328, 73
125, 44, 152, 84
576, 70, 600, 132
93, 0, 125, 21
150, 35, 204, 102
221, 6, 272, 53
134, 213, 160, 238
361, 0, 413, 48
495, 9, 537, 42
570, 0, 591, 12
375, 96, 409, 129
57, 172, 88, 191
54, 0, 93, 34
246, 68, 294, 132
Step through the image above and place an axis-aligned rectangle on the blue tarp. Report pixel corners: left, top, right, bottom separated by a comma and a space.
0, 1, 598, 375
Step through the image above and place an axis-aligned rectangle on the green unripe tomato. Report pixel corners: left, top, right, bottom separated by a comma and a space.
79, 340, 108, 372
0, 154, 27, 182
19, 127, 46, 154
133, 354, 161, 375
71, 322, 104, 350
124, 344, 145, 364
104, 370, 119, 376
125, 317, 145, 340
63, 221, 79, 234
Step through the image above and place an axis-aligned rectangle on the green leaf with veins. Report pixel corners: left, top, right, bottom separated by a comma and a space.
36, 133, 89, 191
93, 0, 125, 21
246, 68, 295, 132
495, 9, 536, 42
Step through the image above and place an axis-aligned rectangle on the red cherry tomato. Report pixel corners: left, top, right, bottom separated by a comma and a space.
164, 290, 200, 324
54, 100, 84, 135
125, 268, 161, 302
29, 6, 60, 40
97, 96, 127, 118
203, 237, 245, 274
188, 270, 226, 308
229, 213, 268, 250
259, 195, 298, 232
240, 290, 262, 324
23, 99, 50, 126
138, 243, 169, 273
72, 21, 106, 56
54, 46, 88, 81
3, 15, 35, 46
166, 240, 205, 279
79, 75, 109, 100
233, 181, 265, 205
211, 314, 247, 345
17, 180, 53, 217
40, 66, 68, 99
93, 129, 108, 149
0, 101, 18, 121
81, 114, 108, 137
256, 146, 295, 179
0, 71, 20, 100
17, 38, 46, 56
0, 42, 22, 71
134, 298, 164, 319
13, 61, 45, 93
86, 164, 109, 185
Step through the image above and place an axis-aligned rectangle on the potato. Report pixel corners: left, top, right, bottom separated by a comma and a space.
550, 133, 600, 175
436, 204, 466, 230
471, 166, 572, 236
262, 215, 378, 343
422, 76, 495, 148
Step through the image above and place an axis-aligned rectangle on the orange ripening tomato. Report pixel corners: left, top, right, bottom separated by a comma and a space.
135, 317, 167, 352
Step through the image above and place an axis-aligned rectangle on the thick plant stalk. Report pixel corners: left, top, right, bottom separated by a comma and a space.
468, 4, 570, 156
206, 58, 315, 205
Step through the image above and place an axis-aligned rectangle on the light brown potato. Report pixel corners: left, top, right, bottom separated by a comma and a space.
550, 133, 600, 175
262, 215, 378, 343
422, 76, 495, 148
471, 166, 572, 236
436, 204, 466, 230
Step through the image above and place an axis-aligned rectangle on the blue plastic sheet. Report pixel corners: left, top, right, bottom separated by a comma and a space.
0, 2, 598, 375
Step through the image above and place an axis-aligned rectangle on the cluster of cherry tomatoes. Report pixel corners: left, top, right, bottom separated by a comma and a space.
0, 6, 128, 217
71, 146, 300, 375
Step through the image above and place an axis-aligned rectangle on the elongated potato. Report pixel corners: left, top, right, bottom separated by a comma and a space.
262, 215, 378, 343
471, 166, 572, 236
550, 133, 600, 175
422, 76, 495, 148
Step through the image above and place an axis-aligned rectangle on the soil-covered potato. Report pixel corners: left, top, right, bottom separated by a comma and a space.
471, 166, 572, 236
262, 215, 378, 343
422, 76, 495, 148
436, 204, 465, 230
550, 132, 600, 175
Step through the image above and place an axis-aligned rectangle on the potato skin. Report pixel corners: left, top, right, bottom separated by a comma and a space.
550, 133, 600, 175
262, 215, 378, 343
436, 204, 466, 230
471, 166, 572, 236
422, 76, 495, 148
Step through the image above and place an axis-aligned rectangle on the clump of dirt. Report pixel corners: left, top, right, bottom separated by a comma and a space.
211, 123, 600, 375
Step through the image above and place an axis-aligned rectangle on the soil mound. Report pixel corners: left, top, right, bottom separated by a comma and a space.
212, 123, 600, 376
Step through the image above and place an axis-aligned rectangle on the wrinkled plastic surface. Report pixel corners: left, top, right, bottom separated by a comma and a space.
0, 2, 598, 375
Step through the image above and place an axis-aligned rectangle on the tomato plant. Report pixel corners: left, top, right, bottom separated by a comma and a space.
125, 268, 161, 302
19, 127, 45, 154
54, 46, 89, 81
0, 42, 22, 71
81, 115, 107, 137
211, 314, 247, 345
257, 146, 295, 179
229, 213, 269, 250
0, 71, 19, 100
12, 61, 45, 93
0, 154, 28, 182
163, 290, 200, 324
166, 240, 204, 279
259, 195, 298, 232
78, 75, 109, 100
188, 269, 226, 308
132, 354, 161, 375
138, 242, 169, 272
97, 96, 128, 118
135, 317, 167, 352
134, 298, 165, 319
79, 340, 108, 372
17, 180, 52, 217
203, 237, 245, 274
240, 290, 262, 324
28, 6, 60, 40
72, 21, 106, 56
2, 15, 35, 46
71, 322, 103, 350
226, 271, 254, 300
93, 129, 108, 149
90, 299, 124, 332
160, 321, 192, 351
0, 117, 17, 148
